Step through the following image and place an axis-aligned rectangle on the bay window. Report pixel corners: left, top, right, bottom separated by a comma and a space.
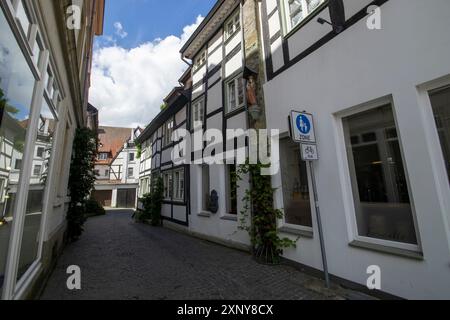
429, 86, 450, 183
283, 0, 326, 33
226, 75, 245, 113
343, 104, 418, 246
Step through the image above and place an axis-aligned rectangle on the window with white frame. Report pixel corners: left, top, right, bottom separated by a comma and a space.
163, 119, 174, 147
279, 138, 313, 227
191, 98, 204, 129
98, 152, 108, 160
173, 169, 185, 201
163, 171, 173, 200
226, 75, 245, 113
225, 10, 240, 40
129, 152, 135, 162
193, 50, 206, 72
283, 0, 326, 33
343, 104, 418, 245
429, 86, 450, 184
15, 0, 31, 37
128, 167, 134, 178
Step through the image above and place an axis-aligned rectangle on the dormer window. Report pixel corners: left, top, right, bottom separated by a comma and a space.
193, 50, 206, 72
283, 0, 326, 33
98, 153, 108, 160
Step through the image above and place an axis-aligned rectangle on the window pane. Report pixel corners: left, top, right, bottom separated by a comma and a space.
287, 0, 325, 29
202, 165, 210, 211
280, 138, 312, 227
343, 104, 418, 245
226, 165, 238, 214
429, 86, 450, 183
228, 81, 236, 111
237, 78, 244, 106
16, 0, 30, 37
17, 99, 56, 281
0, 10, 35, 291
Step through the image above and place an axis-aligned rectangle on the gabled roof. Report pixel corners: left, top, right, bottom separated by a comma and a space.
97, 126, 132, 165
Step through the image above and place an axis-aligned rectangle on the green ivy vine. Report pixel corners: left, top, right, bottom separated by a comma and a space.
67, 127, 98, 241
135, 176, 164, 226
235, 160, 297, 264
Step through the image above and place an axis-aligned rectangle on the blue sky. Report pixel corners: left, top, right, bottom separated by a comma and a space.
100, 0, 215, 49
89, 0, 216, 127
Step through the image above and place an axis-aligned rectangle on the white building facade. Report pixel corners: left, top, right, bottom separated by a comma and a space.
93, 127, 141, 209
258, 0, 450, 299
0, 0, 104, 299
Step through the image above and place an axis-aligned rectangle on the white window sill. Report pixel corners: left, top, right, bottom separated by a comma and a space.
221, 214, 238, 222
278, 225, 313, 238
349, 240, 424, 261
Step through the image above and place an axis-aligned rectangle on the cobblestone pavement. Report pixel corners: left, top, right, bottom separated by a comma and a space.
40, 210, 347, 300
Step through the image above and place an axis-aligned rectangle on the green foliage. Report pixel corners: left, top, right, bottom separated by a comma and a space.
136, 142, 142, 159
160, 103, 168, 111
236, 160, 297, 264
85, 199, 106, 217
67, 128, 98, 241
136, 176, 164, 226
0, 87, 19, 115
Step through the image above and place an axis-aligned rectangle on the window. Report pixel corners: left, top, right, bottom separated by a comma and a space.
37, 147, 45, 158
343, 104, 418, 245
173, 169, 185, 201
129, 153, 135, 162
128, 167, 134, 178
15, 159, 22, 170
283, 0, 326, 33
225, 10, 240, 40
0, 8, 36, 294
279, 138, 313, 227
226, 75, 245, 113
225, 165, 238, 215
163, 120, 174, 147
429, 86, 450, 184
98, 153, 108, 160
202, 165, 210, 211
105, 170, 109, 177
191, 98, 204, 129
193, 50, 206, 71
163, 172, 173, 200
16, 0, 31, 37
33, 165, 42, 176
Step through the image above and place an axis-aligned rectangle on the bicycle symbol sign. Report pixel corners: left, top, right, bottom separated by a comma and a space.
301, 144, 319, 161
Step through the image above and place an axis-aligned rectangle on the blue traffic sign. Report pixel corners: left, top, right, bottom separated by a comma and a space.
296, 115, 311, 135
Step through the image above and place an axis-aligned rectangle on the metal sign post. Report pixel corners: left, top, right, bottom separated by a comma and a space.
289, 111, 330, 289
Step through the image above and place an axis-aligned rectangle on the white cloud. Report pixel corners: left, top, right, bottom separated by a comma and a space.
113, 22, 128, 39
90, 16, 203, 128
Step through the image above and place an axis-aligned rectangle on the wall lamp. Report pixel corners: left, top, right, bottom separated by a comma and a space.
317, 17, 344, 33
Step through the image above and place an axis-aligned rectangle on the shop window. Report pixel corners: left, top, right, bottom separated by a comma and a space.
343, 104, 418, 245
429, 86, 450, 184
17, 99, 57, 281
279, 138, 313, 227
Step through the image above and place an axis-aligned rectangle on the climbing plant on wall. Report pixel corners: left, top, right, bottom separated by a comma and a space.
236, 160, 297, 264
67, 127, 98, 241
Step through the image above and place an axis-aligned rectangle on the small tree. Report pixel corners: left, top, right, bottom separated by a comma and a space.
67, 128, 98, 241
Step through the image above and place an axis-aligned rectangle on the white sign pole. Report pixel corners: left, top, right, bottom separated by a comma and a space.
290, 111, 330, 288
